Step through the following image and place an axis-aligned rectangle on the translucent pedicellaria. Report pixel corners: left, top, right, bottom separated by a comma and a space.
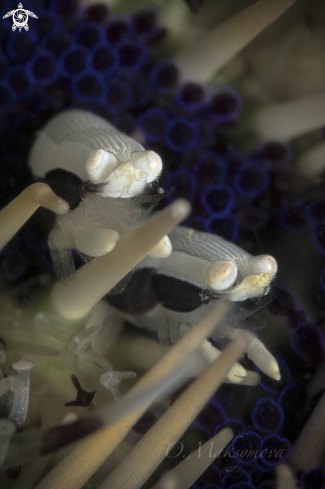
8, 360, 35, 430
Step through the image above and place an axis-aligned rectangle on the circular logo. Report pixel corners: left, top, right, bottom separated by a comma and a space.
3, 3, 38, 32
13, 9, 29, 30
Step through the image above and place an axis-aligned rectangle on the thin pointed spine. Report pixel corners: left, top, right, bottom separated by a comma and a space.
297, 140, 325, 177
290, 390, 325, 470
4, 359, 189, 469
12, 413, 79, 489
240, 371, 260, 386
276, 464, 297, 489
148, 236, 172, 258
175, 0, 296, 81
34, 301, 232, 489
150, 428, 234, 489
0, 183, 69, 252
52, 199, 191, 319
98, 334, 249, 489
253, 91, 325, 139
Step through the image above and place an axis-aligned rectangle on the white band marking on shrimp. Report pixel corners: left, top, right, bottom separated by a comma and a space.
169, 226, 249, 261
145, 251, 212, 289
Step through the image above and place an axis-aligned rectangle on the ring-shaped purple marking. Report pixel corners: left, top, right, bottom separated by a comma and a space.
165, 117, 199, 152
0, 80, 18, 109
115, 40, 147, 73
207, 214, 239, 243
164, 169, 197, 202
175, 81, 207, 112
7, 65, 32, 97
233, 161, 270, 198
137, 108, 169, 142
255, 139, 292, 170
103, 78, 133, 113
105, 18, 135, 45
71, 70, 106, 102
200, 184, 235, 217
149, 60, 179, 92
58, 45, 92, 78
74, 21, 104, 48
278, 202, 309, 233
207, 86, 243, 124
26, 50, 58, 86
91, 42, 119, 76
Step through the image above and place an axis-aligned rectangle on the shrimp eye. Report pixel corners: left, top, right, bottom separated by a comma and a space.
85, 149, 119, 183
44, 168, 83, 210
130, 150, 163, 182
205, 259, 238, 291
248, 254, 278, 277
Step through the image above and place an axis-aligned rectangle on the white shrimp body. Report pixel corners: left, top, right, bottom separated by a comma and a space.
139, 226, 277, 301
28, 110, 167, 279
105, 226, 279, 380
29, 110, 162, 198
27, 110, 279, 380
